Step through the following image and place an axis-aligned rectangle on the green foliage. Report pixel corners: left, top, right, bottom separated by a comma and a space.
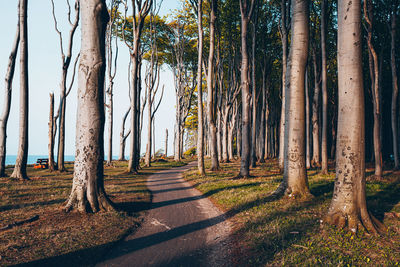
184, 146, 196, 156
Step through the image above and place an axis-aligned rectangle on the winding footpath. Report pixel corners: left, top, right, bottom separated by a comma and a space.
97, 162, 232, 267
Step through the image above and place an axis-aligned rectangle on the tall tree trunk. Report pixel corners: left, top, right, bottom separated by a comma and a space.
65, 0, 114, 213
364, 0, 383, 179
279, 0, 289, 171
126, 0, 152, 173
0, 18, 19, 177
222, 108, 229, 162
311, 50, 320, 167
195, 0, 205, 175
238, 0, 255, 178
275, 0, 310, 197
51, 0, 80, 172
305, 69, 311, 169
250, 13, 257, 168
320, 0, 328, 174
11, 0, 29, 180
325, 0, 383, 233
48, 93, 56, 171
391, 12, 399, 169
206, 0, 219, 171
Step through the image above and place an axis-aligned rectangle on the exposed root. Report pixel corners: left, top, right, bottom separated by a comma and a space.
64, 189, 115, 213
323, 211, 385, 235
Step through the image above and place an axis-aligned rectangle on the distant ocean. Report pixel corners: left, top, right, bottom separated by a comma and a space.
5, 155, 119, 166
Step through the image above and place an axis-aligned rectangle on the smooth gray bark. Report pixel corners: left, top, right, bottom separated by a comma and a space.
325, 0, 383, 233
275, 0, 310, 197
391, 10, 399, 169
11, 0, 29, 180
0, 17, 19, 177
320, 0, 328, 174
65, 0, 113, 213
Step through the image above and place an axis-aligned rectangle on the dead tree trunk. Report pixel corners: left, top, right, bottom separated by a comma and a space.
0, 16, 19, 177
65, 0, 114, 213
51, 0, 80, 172
11, 0, 29, 180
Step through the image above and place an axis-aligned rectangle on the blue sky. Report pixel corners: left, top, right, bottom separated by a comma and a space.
0, 0, 181, 157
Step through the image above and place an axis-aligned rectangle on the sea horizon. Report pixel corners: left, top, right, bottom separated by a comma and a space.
5, 155, 121, 166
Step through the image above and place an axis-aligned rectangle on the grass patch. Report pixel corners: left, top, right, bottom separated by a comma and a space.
184, 159, 400, 266
0, 159, 185, 266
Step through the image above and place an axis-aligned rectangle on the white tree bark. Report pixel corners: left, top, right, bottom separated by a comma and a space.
0, 16, 19, 177
11, 0, 29, 180
325, 0, 383, 233
65, 0, 113, 213
276, 0, 310, 197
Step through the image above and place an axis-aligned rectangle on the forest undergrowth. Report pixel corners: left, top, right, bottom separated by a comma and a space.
184, 159, 400, 266
0, 160, 186, 266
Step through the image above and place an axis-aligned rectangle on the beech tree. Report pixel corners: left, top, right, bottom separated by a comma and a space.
65, 0, 113, 213
237, 0, 256, 178
320, 0, 329, 174
275, 0, 310, 197
50, 0, 80, 172
11, 0, 29, 180
205, 0, 219, 171
105, 0, 119, 166
324, 0, 383, 233
364, 0, 383, 179
390, 1, 399, 169
0, 10, 19, 177
278, 0, 290, 171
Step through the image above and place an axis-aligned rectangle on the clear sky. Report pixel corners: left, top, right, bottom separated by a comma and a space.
0, 0, 181, 157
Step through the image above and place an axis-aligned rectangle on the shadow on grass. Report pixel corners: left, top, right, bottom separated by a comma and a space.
367, 180, 400, 220
0, 199, 65, 212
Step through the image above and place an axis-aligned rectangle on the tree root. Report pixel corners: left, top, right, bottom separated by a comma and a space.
323, 211, 386, 235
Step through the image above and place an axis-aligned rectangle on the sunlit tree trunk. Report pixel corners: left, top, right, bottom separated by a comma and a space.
324, 0, 383, 233
192, 0, 205, 175
11, 0, 29, 180
0, 17, 19, 177
320, 0, 328, 174
275, 0, 310, 197
65, 0, 113, 213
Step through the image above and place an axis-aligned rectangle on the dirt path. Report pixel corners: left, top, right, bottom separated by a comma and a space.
97, 162, 232, 267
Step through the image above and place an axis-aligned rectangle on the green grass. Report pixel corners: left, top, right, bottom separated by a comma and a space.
184, 159, 400, 266
0, 159, 186, 266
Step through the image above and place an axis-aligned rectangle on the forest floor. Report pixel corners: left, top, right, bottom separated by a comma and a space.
183, 159, 400, 266
0, 159, 186, 266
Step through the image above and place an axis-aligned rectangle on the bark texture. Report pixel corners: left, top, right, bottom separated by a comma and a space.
65, 0, 113, 213
276, 0, 310, 197
48, 93, 56, 171
11, 0, 29, 180
0, 17, 19, 177
325, 0, 383, 233
320, 0, 328, 174
238, 0, 256, 178
390, 8, 399, 169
